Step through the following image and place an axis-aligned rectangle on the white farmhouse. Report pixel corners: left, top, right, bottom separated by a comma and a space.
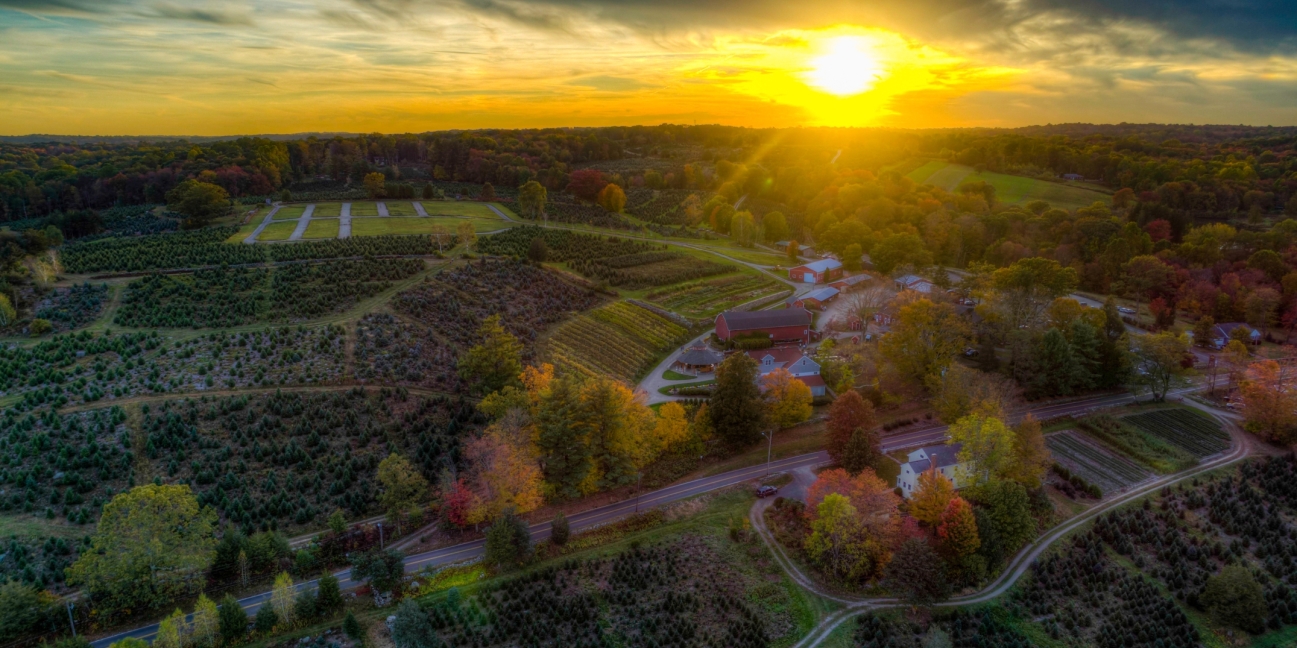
895, 443, 974, 498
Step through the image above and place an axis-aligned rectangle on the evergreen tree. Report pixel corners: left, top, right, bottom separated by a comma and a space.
391, 600, 442, 648
218, 593, 248, 644
973, 508, 1005, 570
316, 572, 343, 614
550, 511, 570, 546
254, 605, 277, 634
971, 479, 1036, 553
350, 549, 406, 595
526, 237, 548, 263
1068, 320, 1103, 389
884, 538, 950, 606
457, 314, 523, 395
709, 353, 766, 448
483, 510, 532, 570
342, 612, 364, 641
840, 427, 879, 475
1031, 328, 1081, 397
534, 376, 591, 500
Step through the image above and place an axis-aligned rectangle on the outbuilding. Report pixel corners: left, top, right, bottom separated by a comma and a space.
789, 259, 843, 284
715, 309, 812, 345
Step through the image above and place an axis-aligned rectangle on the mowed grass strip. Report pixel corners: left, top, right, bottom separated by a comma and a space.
350, 202, 380, 217
386, 202, 418, 216
302, 219, 340, 239
312, 202, 342, 217
904, 160, 949, 184
351, 217, 502, 236
257, 221, 300, 241
907, 162, 1113, 209
420, 201, 508, 218
544, 301, 686, 382
272, 205, 306, 220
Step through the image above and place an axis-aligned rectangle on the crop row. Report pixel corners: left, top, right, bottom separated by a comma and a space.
1121, 409, 1229, 457
587, 301, 686, 348
1046, 431, 1152, 491
544, 302, 689, 382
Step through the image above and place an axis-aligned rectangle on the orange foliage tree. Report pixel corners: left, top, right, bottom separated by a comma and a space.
1240, 360, 1297, 443
826, 390, 876, 465
909, 468, 955, 528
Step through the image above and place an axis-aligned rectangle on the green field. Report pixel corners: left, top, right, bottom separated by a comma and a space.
350, 202, 380, 217
302, 219, 340, 239
257, 221, 299, 241
272, 205, 305, 220
350, 217, 503, 236
907, 161, 1113, 209
312, 202, 342, 217
385, 201, 418, 216
420, 201, 511, 218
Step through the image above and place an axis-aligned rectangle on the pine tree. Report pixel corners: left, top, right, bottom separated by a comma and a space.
550, 512, 570, 546
1031, 328, 1081, 397
884, 538, 950, 606
218, 593, 248, 644
316, 572, 343, 614
484, 511, 532, 570
254, 605, 277, 634
343, 611, 364, 640
534, 376, 591, 500
392, 600, 443, 648
1068, 320, 1103, 389
709, 353, 766, 448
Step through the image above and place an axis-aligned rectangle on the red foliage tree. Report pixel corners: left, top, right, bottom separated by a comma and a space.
825, 390, 876, 465
1145, 219, 1173, 242
565, 169, 607, 201
442, 478, 475, 529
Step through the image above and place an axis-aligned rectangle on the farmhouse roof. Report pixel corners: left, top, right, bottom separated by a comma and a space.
801, 259, 843, 273
803, 287, 839, 302
677, 347, 724, 366
921, 443, 963, 469
832, 274, 871, 288
748, 347, 806, 365
1214, 322, 1259, 338
795, 374, 826, 389
717, 309, 812, 331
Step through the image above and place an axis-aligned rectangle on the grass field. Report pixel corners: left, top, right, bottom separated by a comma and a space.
302, 219, 340, 239
272, 205, 305, 220
349, 202, 380, 217
907, 161, 1113, 209
420, 201, 511, 218
256, 221, 299, 241
385, 201, 418, 216
350, 217, 504, 236
312, 202, 341, 217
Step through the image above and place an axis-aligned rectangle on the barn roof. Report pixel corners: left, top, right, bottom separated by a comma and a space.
677, 347, 724, 366
718, 309, 812, 331
800, 259, 843, 273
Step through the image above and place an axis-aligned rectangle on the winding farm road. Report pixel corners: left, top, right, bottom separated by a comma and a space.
753, 398, 1259, 648
242, 205, 281, 244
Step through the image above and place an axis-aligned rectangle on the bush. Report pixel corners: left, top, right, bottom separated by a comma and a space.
1201, 566, 1266, 633
483, 511, 532, 570
254, 605, 278, 634
29, 319, 52, 336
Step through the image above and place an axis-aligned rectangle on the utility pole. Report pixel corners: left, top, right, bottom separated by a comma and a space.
635, 473, 643, 513
66, 602, 76, 637
762, 430, 774, 477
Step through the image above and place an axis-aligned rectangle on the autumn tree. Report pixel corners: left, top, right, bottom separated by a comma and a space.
457, 314, 524, 394
167, 179, 230, 228
840, 280, 891, 334
880, 298, 971, 384
191, 594, 219, 647
805, 468, 900, 555
871, 232, 932, 274
1129, 331, 1190, 401
709, 352, 766, 447
763, 368, 813, 429
479, 182, 495, 201
271, 572, 296, 629
518, 180, 548, 220
1240, 359, 1297, 443
948, 411, 1015, 483
990, 257, 1078, 330
731, 210, 758, 247
363, 172, 387, 198
0, 580, 44, 641
654, 401, 691, 452
1114, 255, 1176, 308
575, 377, 656, 492
597, 183, 626, 213
66, 484, 217, 613
565, 169, 606, 201
464, 416, 544, 524
804, 494, 876, 583
909, 469, 955, 527
937, 497, 981, 578
928, 364, 1017, 424
376, 453, 430, 535
1245, 287, 1281, 336
456, 221, 477, 249
1007, 414, 1051, 488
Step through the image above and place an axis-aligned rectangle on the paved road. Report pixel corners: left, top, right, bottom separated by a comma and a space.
338, 203, 352, 238
288, 204, 315, 241
242, 205, 281, 244
413, 202, 428, 217
486, 204, 514, 221
88, 452, 827, 648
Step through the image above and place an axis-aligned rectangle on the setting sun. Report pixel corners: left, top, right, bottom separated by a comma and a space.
807, 36, 884, 95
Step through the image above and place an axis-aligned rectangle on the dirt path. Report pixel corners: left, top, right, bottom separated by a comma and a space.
486, 204, 514, 221
243, 205, 281, 244
288, 204, 315, 241
755, 402, 1261, 647
338, 202, 352, 238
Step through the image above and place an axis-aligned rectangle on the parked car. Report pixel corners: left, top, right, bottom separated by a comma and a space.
963, 347, 979, 357
756, 485, 779, 498
1118, 306, 1137, 314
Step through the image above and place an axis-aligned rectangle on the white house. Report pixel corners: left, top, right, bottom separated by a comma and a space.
1211, 322, 1262, 348
748, 348, 828, 396
896, 443, 973, 498
895, 274, 934, 294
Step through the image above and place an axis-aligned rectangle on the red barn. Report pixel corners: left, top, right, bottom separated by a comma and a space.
715, 309, 811, 345
789, 259, 843, 284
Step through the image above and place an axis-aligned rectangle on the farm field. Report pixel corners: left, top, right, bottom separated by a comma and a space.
907, 161, 1113, 209
646, 273, 784, 318
1045, 430, 1153, 493
1120, 409, 1229, 457
420, 201, 512, 218
257, 221, 299, 241
272, 205, 306, 220
302, 218, 340, 238
312, 202, 342, 217
1076, 413, 1198, 473
350, 217, 501, 237
384, 201, 418, 216
349, 202, 380, 217
542, 301, 690, 382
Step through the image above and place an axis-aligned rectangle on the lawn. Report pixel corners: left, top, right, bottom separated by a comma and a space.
663, 369, 695, 380
312, 202, 342, 217
272, 205, 305, 220
256, 221, 299, 241
351, 217, 504, 236
420, 200, 512, 218
349, 202, 380, 217
302, 219, 340, 239
385, 201, 418, 216
905, 161, 1113, 209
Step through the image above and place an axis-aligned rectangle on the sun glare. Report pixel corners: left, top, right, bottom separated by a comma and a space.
806, 36, 884, 96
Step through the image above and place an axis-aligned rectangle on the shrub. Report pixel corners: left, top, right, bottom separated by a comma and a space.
29, 319, 52, 336
254, 605, 278, 634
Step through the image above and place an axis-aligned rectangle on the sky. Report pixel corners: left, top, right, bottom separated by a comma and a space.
1, 0, 1295, 135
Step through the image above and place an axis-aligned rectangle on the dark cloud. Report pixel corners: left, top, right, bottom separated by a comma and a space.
152, 3, 254, 26
1030, 0, 1297, 54
0, 0, 122, 15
